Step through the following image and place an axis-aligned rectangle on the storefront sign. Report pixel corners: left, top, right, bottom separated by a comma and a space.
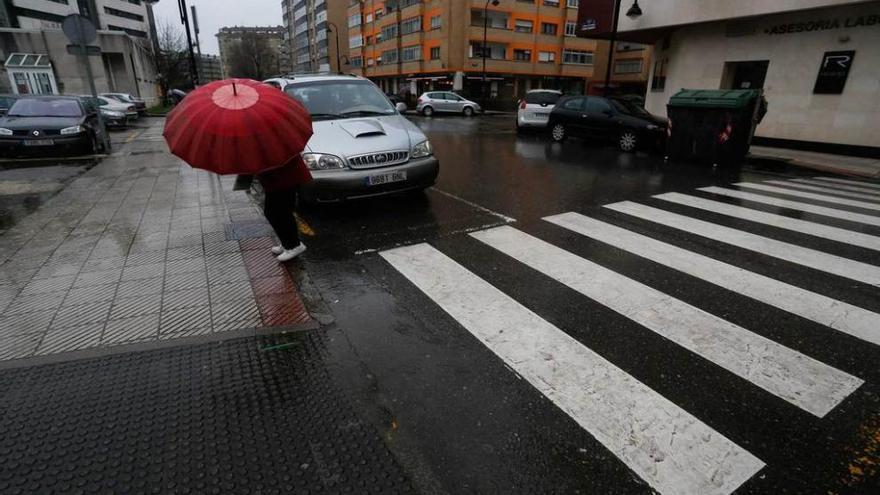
765, 14, 879, 35
576, 0, 617, 37
813, 51, 855, 94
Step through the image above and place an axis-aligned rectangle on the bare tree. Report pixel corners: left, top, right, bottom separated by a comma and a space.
155, 20, 192, 102
226, 33, 278, 80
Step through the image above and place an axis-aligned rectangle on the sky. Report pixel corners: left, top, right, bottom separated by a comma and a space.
151, 0, 283, 55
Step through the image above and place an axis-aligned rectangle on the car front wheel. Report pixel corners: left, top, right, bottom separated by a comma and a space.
550, 123, 566, 142
462, 106, 474, 117
421, 106, 434, 117
619, 130, 638, 152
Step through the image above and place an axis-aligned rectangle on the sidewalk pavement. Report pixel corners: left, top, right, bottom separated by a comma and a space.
749, 145, 880, 179
0, 119, 312, 362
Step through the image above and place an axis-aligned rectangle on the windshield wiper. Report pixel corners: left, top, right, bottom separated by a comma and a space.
309, 112, 343, 120
340, 110, 393, 117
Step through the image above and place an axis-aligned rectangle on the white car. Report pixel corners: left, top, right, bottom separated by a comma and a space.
262, 77, 296, 90
516, 89, 562, 131
100, 93, 146, 114
81, 96, 138, 120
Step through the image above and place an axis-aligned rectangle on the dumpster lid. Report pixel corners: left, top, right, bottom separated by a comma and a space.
668, 89, 760, 109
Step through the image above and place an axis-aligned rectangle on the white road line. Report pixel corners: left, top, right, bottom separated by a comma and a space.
793, 178, 880, 197
545, 212, 880, 347
655, 192, 880, 251
765, 180, 880, 202
381, 243, 765, 495
814, 177, 880, 191
473, 226, 862, 417
429, 187, 517, 223
606, 201, 880, 286
734, 182, 880, 212
699, 186, 880, 227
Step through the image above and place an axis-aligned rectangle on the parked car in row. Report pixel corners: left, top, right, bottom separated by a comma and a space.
283, 74, 438, 203
0, 94, 19, 116
79, 96, 136, 128
100, 93, 147, 115
0, 96, 107, 157
547, 95, 668, 152
516, 89, 562, 131
417, 91, 481, 117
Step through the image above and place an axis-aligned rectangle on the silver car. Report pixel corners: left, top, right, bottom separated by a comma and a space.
416, 91, 481, 117
284, 74, 439, 203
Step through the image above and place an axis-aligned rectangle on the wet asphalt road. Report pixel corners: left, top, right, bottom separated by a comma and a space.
299, 114, 880, 494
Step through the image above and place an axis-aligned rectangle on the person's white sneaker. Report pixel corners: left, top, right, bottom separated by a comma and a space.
276, 244, 306, 262
271, 245, 284, 255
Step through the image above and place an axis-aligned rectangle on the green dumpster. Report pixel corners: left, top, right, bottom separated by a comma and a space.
666, 89, 766, 165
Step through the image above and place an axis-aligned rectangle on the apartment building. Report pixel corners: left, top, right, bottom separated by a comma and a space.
197, 53, 223, 83
593, 0, 880, 153
216, 26, 286, 78
345, 0, 650, 108
281, 0, 348, 73
0, 0, 159, 101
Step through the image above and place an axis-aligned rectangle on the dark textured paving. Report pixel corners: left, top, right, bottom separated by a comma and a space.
0, 332, 413, 494
0, 121, 311, 360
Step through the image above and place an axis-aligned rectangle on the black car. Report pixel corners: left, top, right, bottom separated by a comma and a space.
547, 95, 668, 152
0, 96, 106, 157
0, 94, 19, 116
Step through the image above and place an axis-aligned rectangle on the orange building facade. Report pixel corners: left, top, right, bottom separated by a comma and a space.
345, 0, 650, 109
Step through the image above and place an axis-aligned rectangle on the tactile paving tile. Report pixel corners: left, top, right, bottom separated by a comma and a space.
164, 271, 208, 292
72, 268, 123, 288
51, 300, 112, 329
207, 265, 250, 285
160, 305, 212, 334
243, 251, 287, 280
162, 287, 210, 311
251, 275, 296, 298
0, 334, 413, 492
239, 236, 275, 252
109, 294, 162, 320
257, 293, 311, 327
63, 283, 118, 306
102, 313, 160, 344
19, 275, 76, 296
165, 257, 206, 274
0, 332, 41, 360
121, 262, 165, 281
116, 277, 163, 299
0, 310, 56, 337
35, 323, 104, 355
3, 292, 66, 315
210, 298, 260, 325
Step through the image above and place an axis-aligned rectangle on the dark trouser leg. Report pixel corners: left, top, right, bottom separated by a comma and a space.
264, 188, 301, 249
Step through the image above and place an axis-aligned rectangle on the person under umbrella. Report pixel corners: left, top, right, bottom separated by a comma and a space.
163, 78, 313, 262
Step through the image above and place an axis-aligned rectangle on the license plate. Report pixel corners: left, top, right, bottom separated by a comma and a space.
366, 170, 407, 186
531, 113, 548, 119
24, 139, 55, 146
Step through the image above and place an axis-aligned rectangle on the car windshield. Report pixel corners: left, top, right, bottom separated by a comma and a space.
525, 92, 562, 105
610, 98, 650, 117
8, 98, 82, 117
285, 80, 396, 120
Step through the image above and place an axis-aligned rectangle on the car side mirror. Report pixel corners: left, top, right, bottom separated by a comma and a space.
395, 102, 407, 112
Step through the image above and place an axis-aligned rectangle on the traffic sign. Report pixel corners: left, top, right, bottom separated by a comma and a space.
62, 14, 97, 46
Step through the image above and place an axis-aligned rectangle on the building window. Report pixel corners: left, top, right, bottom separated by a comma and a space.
615, 59, 643, 74
349, 35, 363, 48
651, 58, 668, 91
565, 21, 577, 36
567, 0, 579, 7
430, 46, 440, 59
382, 49, 398, 64
541, 22, 557, 35
367, 58, 375, 66
514, 20, 533, 33
400, 0, 419, 7
430, 15, 441, 29
350, 56, 363, 67
375, 9, 383, 19
562, 49, 592, 65
470, 43, 505, 60
381, 23, 399, 39
106, 25, 148, 37
538, 51, 555, 63
514, 49, 531, 61
365, 12, 373, 23
402, 45, 421, 62
348, 13, 361, 28
401, 17, 421, 34
543, 0, 560, 6
103, 7, 144, 22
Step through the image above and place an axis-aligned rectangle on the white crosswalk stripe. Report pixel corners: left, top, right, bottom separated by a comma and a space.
545, 212, 880, 347
699, 186, 880, 227
765, 180, 880, 202
472, 226, 862, 417
792, 178, 880, 197
380, 178, 879, 492
813, 176, 880, 191
654, 192, 880, 251
734, 182, 880, 212
605, 201, 880, 286
381, 243, 765, 495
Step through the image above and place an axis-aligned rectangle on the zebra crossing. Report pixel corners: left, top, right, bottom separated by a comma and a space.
379, 176, 880, 494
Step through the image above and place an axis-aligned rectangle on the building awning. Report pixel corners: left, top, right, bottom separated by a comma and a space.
4, 53, 52, 69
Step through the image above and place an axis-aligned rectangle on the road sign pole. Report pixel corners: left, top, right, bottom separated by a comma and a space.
67, 14, 109, 153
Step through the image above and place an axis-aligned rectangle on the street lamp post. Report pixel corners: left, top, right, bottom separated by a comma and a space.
482, 0, 500, 104
177, 0, 199, 86
327, 22, 342, 74
603, 0, 642, 97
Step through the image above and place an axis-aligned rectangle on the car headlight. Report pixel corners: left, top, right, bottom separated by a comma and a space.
0, 127, 13, 136
60, 125, 85, 135
102, 110, 125, 118
411, 140, 433, 158
302, 152, 346, 170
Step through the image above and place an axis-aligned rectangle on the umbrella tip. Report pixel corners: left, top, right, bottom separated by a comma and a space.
233, 82, 237, 96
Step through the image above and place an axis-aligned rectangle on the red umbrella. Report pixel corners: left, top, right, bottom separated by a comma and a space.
163, 78, 313, 175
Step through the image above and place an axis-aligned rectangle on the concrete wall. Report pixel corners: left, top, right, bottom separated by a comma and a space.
617, 0, 871, 33
644, 3, 880, 148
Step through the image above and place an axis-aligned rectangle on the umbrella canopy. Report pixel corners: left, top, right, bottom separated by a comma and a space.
163, 78, 313, 175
